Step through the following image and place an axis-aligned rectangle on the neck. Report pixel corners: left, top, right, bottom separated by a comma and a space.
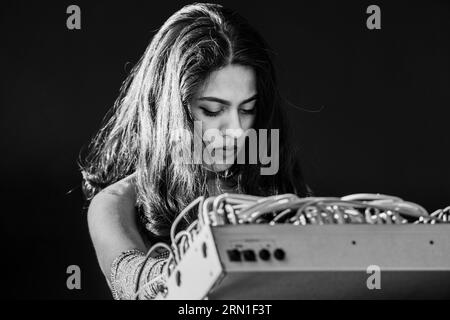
205, 167, 234, 180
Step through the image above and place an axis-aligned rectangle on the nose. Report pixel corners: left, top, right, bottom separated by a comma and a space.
221, 109, 244, 144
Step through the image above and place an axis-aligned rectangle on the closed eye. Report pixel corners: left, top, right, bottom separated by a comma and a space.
240, 107, 256, 114
240, 100, 257, 114
200, 107, 223, 117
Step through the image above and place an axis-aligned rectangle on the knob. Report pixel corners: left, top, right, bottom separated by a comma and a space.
274, 248, 286, 260
227, 249, 241, 262
259, 249, 271, 261
242, 249, 257, 261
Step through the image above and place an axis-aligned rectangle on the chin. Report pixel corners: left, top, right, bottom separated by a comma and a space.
210, 162, 234, 173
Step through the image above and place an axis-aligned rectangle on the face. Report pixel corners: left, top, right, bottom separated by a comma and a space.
190, 64, 257, 172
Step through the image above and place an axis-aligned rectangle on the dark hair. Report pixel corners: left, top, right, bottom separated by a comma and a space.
79, 3, 310, 240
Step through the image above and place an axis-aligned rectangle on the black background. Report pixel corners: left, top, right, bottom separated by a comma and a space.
1, 0, 449, 299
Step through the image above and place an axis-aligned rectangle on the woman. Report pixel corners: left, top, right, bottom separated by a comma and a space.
80, 3, 310, 300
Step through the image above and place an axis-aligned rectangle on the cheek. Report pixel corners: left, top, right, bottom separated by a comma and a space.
191, 108, 217, 134
241, 114, 256, 130
200, 118, 220, 135
193, 116, 222, 140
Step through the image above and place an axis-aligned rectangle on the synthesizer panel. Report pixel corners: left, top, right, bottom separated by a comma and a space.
143, 193, 450, 299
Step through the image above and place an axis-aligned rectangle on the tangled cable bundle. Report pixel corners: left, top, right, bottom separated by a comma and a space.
201, 193, 450, 226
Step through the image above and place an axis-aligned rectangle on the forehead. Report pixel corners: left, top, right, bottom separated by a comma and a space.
197, 64, 256, 100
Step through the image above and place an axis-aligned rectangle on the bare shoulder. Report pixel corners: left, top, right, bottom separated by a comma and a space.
98, 173, 137, 200
87, 173, 138, 221
85, 173, 148, 275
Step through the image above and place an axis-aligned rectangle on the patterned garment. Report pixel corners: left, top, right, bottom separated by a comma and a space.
110, 249, 170, 300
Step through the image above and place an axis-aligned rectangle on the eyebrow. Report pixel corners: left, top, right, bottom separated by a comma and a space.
197, 94, 258, 106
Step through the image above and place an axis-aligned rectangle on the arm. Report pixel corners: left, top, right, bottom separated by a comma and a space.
87, 174, 168, 299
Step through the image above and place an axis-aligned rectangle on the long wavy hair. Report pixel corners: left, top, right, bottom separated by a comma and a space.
79, 3, 310, 242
